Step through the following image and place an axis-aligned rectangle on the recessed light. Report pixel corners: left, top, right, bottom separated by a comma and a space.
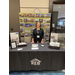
59, 7, 61, 8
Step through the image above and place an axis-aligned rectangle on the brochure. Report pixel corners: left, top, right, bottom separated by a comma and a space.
31, 44, 39, 50
50, 42, 60, 47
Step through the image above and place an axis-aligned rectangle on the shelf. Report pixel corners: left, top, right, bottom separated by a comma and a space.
19, 17, 51, 19
20, 22, 50, 24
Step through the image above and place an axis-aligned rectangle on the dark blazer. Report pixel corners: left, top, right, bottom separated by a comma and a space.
32, 28, 44, 43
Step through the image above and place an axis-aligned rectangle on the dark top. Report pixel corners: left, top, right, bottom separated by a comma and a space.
32, 28, 44, 43
36, 30, 40, 41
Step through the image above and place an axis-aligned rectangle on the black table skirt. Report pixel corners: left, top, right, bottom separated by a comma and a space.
9, 43, 65, 71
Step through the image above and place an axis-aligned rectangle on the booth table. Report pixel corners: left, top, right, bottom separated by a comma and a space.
9, 43, 65, 71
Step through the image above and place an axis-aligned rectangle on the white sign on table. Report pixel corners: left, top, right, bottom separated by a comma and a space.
10, 32, 19, 43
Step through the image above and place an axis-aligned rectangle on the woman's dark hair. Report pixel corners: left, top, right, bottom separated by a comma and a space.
35, 21, 41, 27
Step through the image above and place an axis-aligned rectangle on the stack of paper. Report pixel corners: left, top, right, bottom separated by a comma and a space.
17, 48, 23, 51
31, 44, 39, 50
17, 42, 27, 45
50, 42, 60, 47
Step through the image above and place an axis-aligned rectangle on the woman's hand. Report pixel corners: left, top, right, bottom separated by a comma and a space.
41, 39, 44, 43
31, 38, 34, 43
31, 41, 34, 43
41, 41, 44, 43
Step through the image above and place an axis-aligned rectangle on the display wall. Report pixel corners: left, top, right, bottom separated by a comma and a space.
19, 13, 51, 43
9, 0, 65, 43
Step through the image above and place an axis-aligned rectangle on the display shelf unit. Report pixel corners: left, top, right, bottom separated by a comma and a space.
19, 13, 51, 43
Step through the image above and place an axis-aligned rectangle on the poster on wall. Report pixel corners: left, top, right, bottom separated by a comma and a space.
10, 32, 19, 43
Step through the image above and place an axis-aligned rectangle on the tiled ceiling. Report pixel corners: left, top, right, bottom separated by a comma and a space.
53, 4, 65, 18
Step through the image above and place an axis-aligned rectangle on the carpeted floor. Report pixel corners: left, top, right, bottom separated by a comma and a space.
9, 71, 65, 75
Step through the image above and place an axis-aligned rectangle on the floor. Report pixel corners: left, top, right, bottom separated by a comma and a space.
9, 71, 65, 75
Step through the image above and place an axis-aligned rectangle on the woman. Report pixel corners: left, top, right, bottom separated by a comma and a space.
31, 21, 44, 43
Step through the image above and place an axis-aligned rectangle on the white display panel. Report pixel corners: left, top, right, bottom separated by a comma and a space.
10, 32, 19, 43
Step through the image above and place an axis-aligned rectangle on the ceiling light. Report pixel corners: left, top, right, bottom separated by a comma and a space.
59, 7, 61, 8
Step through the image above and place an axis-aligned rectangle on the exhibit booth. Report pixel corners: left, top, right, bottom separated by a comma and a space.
9, 0, 65, 72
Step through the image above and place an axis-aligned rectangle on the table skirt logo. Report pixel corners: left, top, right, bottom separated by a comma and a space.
30, 58, 41, 65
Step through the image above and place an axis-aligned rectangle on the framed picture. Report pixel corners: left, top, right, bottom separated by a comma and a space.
21, 14, 24, 17
31, 28, 35, 33
25, 33, 31, 37
25, 29, 30, 33
47, 19, 50, 23
20, 33, 24, 37
41, 23, 45, 27
25, 23, 30, 27
20, 19, 24, 22
43, 19, 47, 23
19, 13, 21, 17
23, 23, 25, 26
41, 14, 45, 18
10, 32, 19, 43
27, 19, 31, 22
46, 14, 51, 18
29, 14, 35, 17
45, 23, 50, 27
24, 19, 27, 22
31, 19, 35, 22
20, 23, 23, 26
46, 28, 50, 33
24, 13, 30, 17
20, 28, 24, 33
35, 19, 39, 22
39, 19, 43, 22
11, 41, 17, 49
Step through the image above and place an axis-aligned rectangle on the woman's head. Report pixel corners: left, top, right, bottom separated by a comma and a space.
36, 21, 41, 28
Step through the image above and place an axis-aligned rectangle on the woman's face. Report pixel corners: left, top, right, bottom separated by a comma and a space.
37, 22, 40, 28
